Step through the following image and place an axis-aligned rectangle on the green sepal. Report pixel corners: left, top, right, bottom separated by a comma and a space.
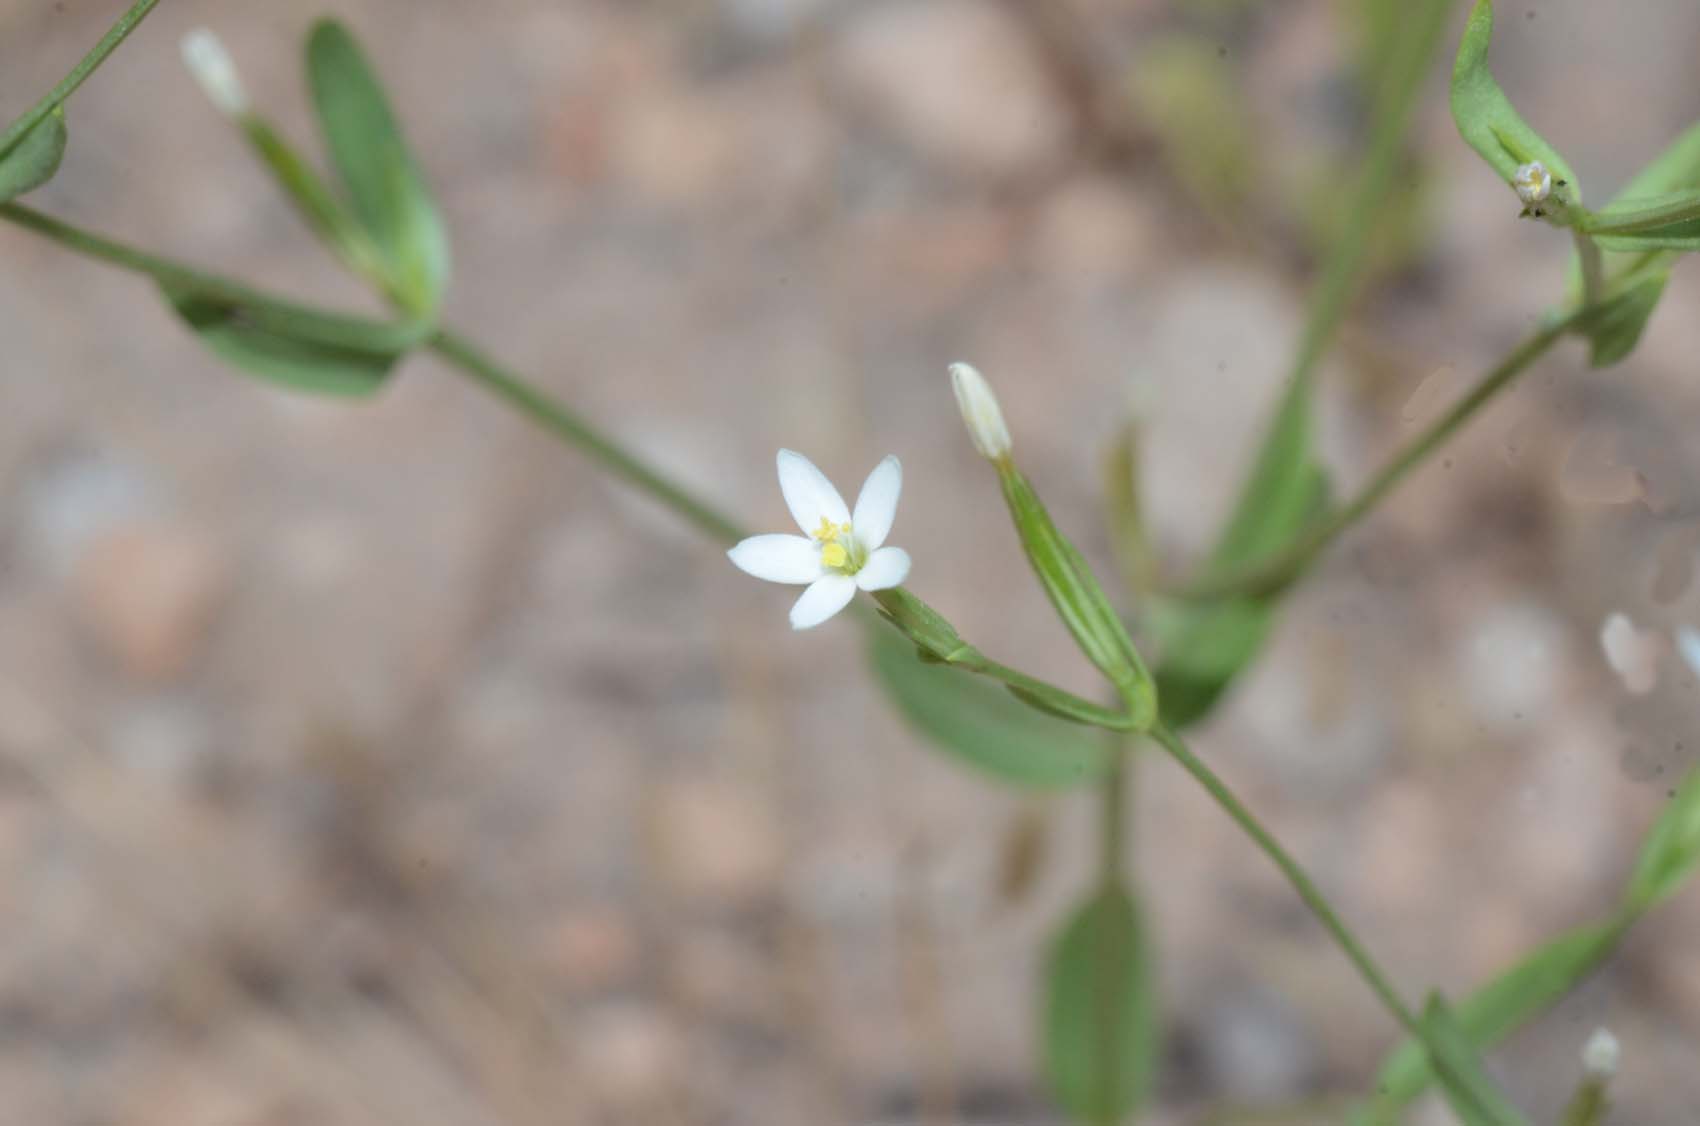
997, 465, 1157, 727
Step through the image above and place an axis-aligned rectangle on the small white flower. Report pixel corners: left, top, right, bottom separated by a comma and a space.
181, 29, 250, 118
1513, 160, 1552, 205
1582, 1026, 1620, 1079
949, 361, 1012, 461
728, 450, 912, 630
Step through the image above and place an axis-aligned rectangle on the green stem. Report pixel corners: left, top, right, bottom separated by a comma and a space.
1180, 311, 1578, 600
1099, 751, 1126, 888
1573, 230, 1605, 308
0, 203, 749, 547
1149, 723, 1423, 1037
427, 330, 747, 546
1091, 751, 1128, 1126
0, 0, 161, 157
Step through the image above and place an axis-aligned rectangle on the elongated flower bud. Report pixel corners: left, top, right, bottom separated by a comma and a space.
1582, 1027, 1619, 1079
181, 29, 249, 118
949, 361, 1012, 462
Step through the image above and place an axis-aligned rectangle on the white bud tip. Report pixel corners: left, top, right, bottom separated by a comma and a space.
1582, 1026, 1619, 1079
1513, 160, 1552, 205
181, 29, 249, 117
949, 361, 1012, 461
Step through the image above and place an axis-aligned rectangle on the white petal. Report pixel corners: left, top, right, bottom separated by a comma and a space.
728, 534, 824, 585
852, 455, 902, 551
855, 545, 911, 591
777, 449, 850, 535
789, 574, 857, 630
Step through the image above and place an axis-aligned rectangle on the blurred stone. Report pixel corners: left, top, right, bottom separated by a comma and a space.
1198, 987, 1316, 1103
648, 779, 783, 905
539, 905, 642, 993
1031, 176, 1154, 283
72, 522, 229, 682
17, 448, 154, 577
1600, 612, 1660, 696
609, 83, 744, 209
1456, 599, 1569, 731
832, 0, 1073, 179
578, 1002, 685, 1109
667, 928, 778, 1026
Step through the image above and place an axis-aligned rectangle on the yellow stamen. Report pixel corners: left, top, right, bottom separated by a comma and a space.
820, 542, 848, 569
812, 516, 850, 543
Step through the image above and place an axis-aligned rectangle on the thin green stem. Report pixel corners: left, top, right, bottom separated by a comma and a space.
1573, 230, 1605, 308
1149, 723, 1423, 1038
1180, 311, 1578, 600
0, 0, 161, 157
1098, 750, 1126, 888
0, 203, 749, 547
428, 330, 747, 546
2, 201, 276, 301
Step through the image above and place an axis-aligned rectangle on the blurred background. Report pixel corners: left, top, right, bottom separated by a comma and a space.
3, 0, 1700, 1122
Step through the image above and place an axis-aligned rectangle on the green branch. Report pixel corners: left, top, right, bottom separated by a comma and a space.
0, 0, 161, 158
1179, 311, 1577, 600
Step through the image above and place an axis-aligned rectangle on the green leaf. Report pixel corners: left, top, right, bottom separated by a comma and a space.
1364, 922, 1621, 1118
1450, 0, 1576, 188
1572, 267, 1670, 368
306, 19, 449, 315
1626, 764, 1700, 910
1043, 886, 1159, 1122
867, 627, 1114, 789
163, 283, 420, 397
1150, 598, 1280, 730
1607, 121, 1700, 204
0, 106, 67, 203
1418, 994, 1530, 1126
1155, 383, 1329, 729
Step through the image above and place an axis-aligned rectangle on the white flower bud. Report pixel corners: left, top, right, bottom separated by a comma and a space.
949, 361, 1012, 462
181, 29, 249, 118
1582, 1026, 1619, 1079
1513, 161, 1552, 205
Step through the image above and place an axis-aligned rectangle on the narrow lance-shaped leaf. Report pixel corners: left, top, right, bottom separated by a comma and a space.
867, 627, 1113, 789
162, 282, 423, 397
1625, 764, 1700, 911
1450, 0, 1577, 188
1155, 371, 1330, 729
1043, 886, 1159, 1122
1573, 268, 1669, 368
1361, 921, 1623, 1120
1419, 994, 1531, 1126
0, 106, 67, 203
307, 19, 450, 315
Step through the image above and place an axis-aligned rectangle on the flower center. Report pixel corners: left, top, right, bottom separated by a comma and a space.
812, 517, 860, 573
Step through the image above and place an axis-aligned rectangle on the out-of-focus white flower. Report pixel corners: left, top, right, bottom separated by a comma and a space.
1582, 1026, 1620, 1079
728, 450, 910, 630
1677, 625, 1700, 683
1513, 161, 1553, 206
181, 29, 249, 118
949, 361, 1012, 462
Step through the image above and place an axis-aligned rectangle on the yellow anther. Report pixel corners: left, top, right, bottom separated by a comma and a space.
812, 516, 851, 543
820, 542, 848, 569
